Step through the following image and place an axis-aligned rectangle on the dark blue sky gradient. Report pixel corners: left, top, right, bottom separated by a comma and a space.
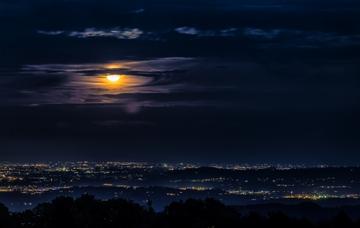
0, 0, 359, 164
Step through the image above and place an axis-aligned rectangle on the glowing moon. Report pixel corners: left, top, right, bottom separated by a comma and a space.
106, 74, 121, 82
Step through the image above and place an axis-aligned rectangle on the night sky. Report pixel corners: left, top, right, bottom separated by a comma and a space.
0, 0, 359, 164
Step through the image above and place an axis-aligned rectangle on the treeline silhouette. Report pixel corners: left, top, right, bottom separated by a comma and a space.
0, 195, 359, 228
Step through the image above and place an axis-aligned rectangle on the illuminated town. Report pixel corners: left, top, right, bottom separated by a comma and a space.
1, 162, 360, 211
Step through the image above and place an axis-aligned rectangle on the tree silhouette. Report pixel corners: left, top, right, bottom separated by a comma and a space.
162, 198, 240, 228
0, 196, 359, 228
0, 202, 10, 228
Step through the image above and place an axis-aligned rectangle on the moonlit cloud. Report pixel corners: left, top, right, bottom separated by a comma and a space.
175, 27, 199, 35
175, 27, 238, 37
38, 28, 144, 40
243, 28, 360, 47
69, 28, 143, 39
36, 26, 360, 49
1, 57, 197, 107
37, 30, 64, 36
243, 28, 281, 39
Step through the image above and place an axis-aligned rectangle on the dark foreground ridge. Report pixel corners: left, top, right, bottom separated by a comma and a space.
1, 195, 360, 228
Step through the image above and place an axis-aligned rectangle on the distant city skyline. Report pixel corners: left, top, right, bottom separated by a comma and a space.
1, 161, 360, 211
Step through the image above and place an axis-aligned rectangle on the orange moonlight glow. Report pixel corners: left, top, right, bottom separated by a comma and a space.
106, 74, 121, 82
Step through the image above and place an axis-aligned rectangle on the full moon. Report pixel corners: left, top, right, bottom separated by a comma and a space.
106, 74, 121, 82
